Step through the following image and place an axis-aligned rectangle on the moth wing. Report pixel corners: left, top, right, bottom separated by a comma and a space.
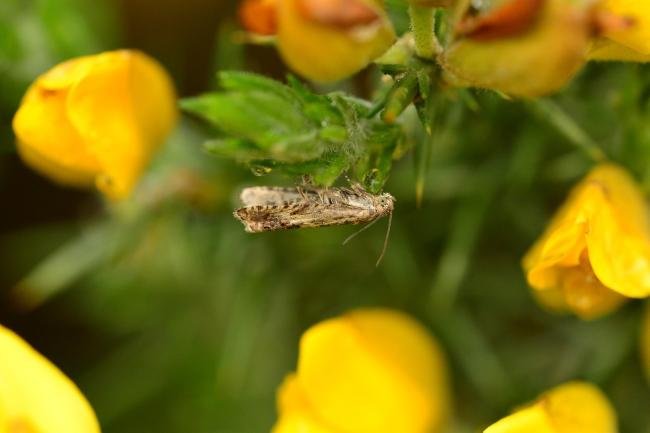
234, 201, 378, 232
239, 187, 322, 206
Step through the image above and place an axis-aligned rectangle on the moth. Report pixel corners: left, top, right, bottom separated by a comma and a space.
233, 184, 395, 264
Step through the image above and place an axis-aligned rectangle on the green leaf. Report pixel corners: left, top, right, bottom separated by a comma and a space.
203, 139, 269, 162
311, 153, 350, 186
181, 71, 406, 187
219, 71, 300, 105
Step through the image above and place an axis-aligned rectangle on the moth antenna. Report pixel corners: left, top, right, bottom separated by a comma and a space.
375, 210, 392, 267
342, 217, 381, 246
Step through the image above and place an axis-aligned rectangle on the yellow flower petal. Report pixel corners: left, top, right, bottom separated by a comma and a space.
0, 325, 100, 433
13, 66, 101, 187
484, 404, 556, 433
271, 412, 336, 433
272, 375, 338, 433
66, 50, 177, 199
583, 164, 650, 298
277, 0, 395, 82
274, 308, 450, 433
484, 382, 617, 433
523, 163, 650, 318
542, 382, 617, 433
37, 56, 96, 90
13, 50, 177, 200
588, 204, 650, 298
558, 263, 627, 319
596, 0, 650, 57
588, 38, 650, 62
441, 0, 592, 97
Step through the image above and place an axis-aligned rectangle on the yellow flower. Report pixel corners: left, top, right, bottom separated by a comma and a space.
0, 324, 100, 433
12, 50, 178, 200
276, 0, 395, 82
483, 381, 617, 433
523, 163, 650, 320
271, 308, 450, 433
588, 1, 650, 61
440, 0, 593, 97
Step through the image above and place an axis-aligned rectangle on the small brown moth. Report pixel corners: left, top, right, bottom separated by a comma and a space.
233, 184, 395, 264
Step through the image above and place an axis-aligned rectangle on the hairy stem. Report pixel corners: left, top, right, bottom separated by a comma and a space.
409, 5, 439, 59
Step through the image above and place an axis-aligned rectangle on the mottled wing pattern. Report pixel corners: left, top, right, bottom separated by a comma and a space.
240, 187, 314, 206
234, 201, 378, 232
234, 186, 394, 233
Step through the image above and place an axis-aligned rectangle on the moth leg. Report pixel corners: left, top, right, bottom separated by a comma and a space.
296, 185, 308, 202
323, 186, 333, 204
351, 182, 365, 194
317, 189, 328, 204
301, 174, 313, 187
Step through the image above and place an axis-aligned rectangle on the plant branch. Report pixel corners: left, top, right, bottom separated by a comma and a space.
409, 5, 440, 59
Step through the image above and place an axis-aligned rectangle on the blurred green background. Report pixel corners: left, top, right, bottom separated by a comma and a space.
1, 1, 649, 432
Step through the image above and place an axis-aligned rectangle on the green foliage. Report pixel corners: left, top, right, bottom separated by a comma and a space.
181, 71, 404, 191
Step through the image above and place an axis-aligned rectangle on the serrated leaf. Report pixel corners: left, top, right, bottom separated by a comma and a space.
181, 71, 406, 187
219, 71, 300, 105
203, 139, 268, 162
318, 125, 348, 143
310, 153, 350, 186
181, 92, 308, 148
355, 124, 401, 192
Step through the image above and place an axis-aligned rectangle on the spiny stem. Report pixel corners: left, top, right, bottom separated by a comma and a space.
529, 99, 606, 162
409, 5, 439, 60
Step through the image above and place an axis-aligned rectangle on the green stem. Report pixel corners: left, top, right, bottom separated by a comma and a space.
529, 99, 606, 162
381, 73, 419, 123
409, 5, 438, 60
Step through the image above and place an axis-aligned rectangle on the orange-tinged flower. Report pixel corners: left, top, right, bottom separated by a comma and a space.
483, 382, 617, 433
588, 1, 650, 61
272, 308, 451, 433
523, 163, 650, 319
13, 50, 178, 200
239, 0, 278, 35
0, 324, 100, 433
276, 0, 395, 82
440, 0, 593, 97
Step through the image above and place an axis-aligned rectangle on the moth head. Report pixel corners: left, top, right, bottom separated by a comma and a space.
377, 193, 395, 214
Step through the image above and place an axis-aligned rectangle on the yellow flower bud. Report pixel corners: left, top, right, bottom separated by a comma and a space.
588, 1, 650, 61
12, 50, 178, 200
523, 164, 650, 320
271, 308, 451, 433
276, 0, 396, 82
440, 0, 593, 97
484, 382, 617, 433
0, 324, 100, 433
